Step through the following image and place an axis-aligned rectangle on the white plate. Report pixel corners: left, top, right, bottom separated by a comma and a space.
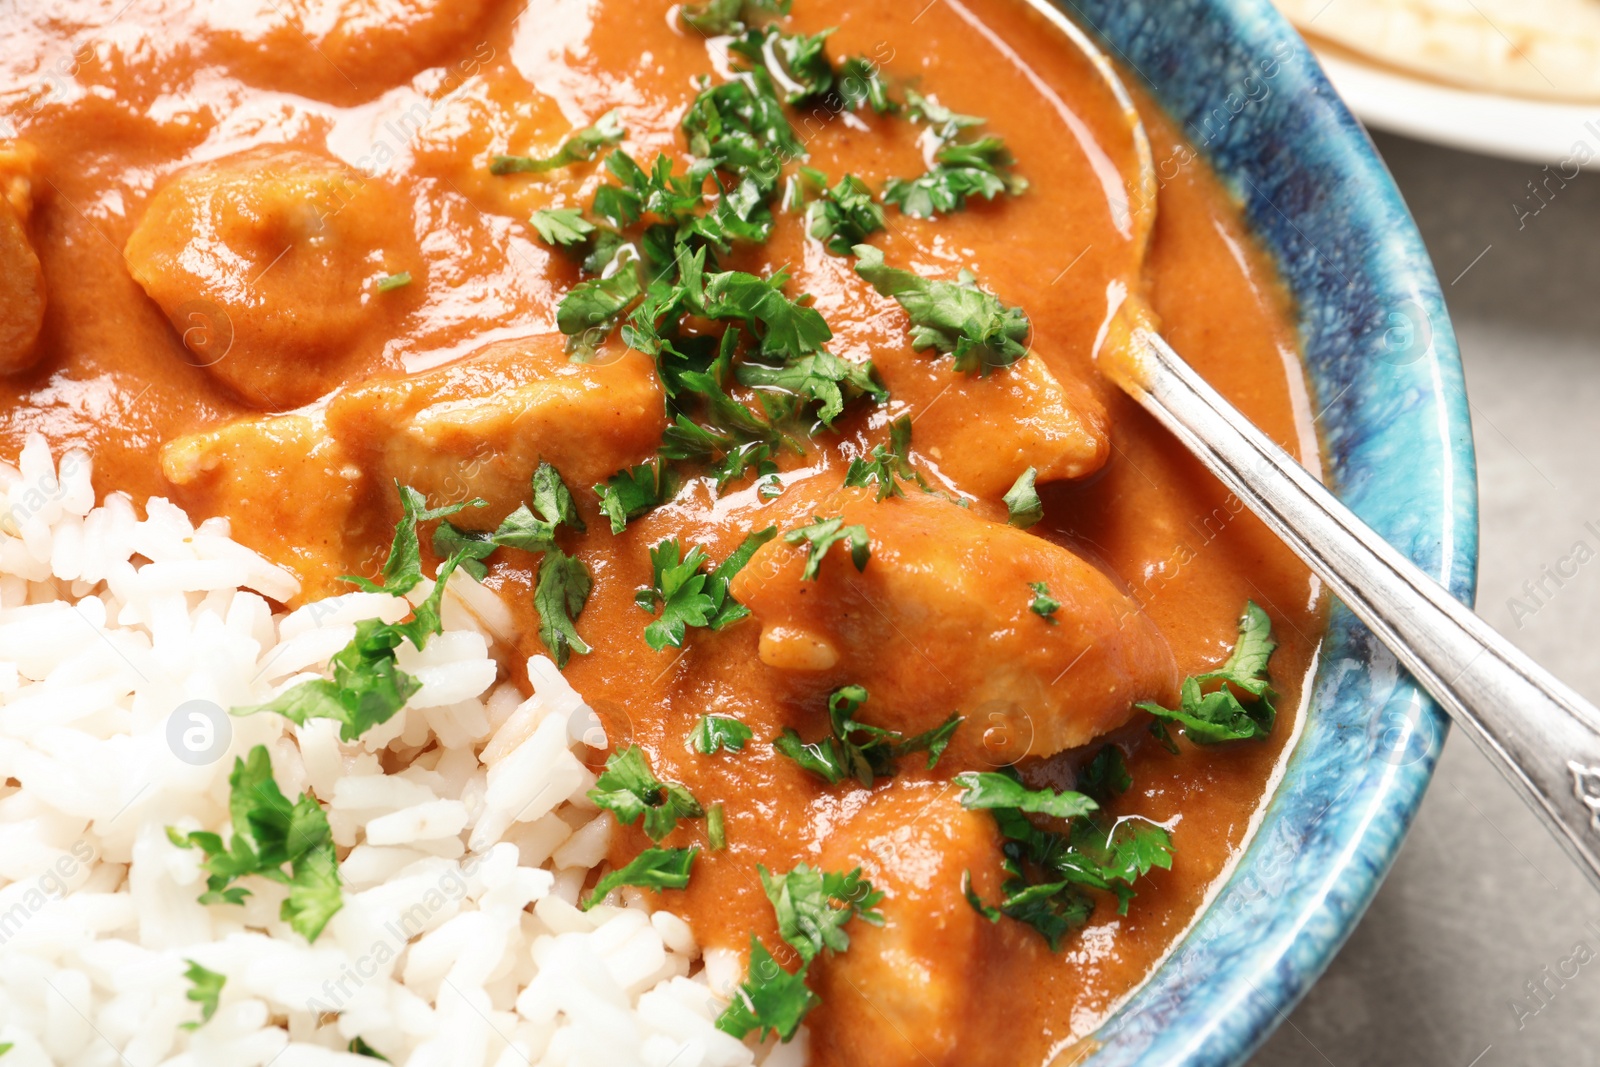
1312, 46, 1600, 170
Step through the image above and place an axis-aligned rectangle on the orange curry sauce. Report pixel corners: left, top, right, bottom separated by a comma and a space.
0, 0, 1323, 1063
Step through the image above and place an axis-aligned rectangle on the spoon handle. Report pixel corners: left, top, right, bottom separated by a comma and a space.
1115, 327, 1600, 892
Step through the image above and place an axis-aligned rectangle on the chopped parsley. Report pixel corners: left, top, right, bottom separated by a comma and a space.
716, 937, 819, 1042
180, 960, 224, 1030
375, 271, 411, 292
843, 414, 928, 500
341, 484, 484, 596
801, 170, 885, 255
774, 685, 961, 786
593, 460, 676, 534
1004, 468, 1043, 528
167, 745, 342, 942
1077, 745, 1133, 804
635, 527, 776, 650
957, 765, 1173, 949
719, 862, 884, 1041
708, 802, 727, 849
729, 25, 837, 105
530, 207, 596, 246
241, 484, 485, 741
583, 846, 699, 910
1140, 601, 1278, 747
884, 90, 1028, 218
534, 547, 593, 668
853, 245, 1030, 376
783, 515, 869, 580
588, 746, 704, 841
491, 110, 625, 174
688, 714, 755, 754
680, 0, 791, 36
1029, 581, 1060, 622
760, 863, 885, 962
348, 1037, 390, 1060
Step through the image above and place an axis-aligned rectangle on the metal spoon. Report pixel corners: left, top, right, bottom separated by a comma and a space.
1034, 2, 1600, 892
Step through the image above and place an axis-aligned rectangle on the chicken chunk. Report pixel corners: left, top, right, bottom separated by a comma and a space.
808, 784, 1007, 1067
729, 487, 1178, 765
124, 147, 419, 409
0, 142, 45, 375
202, 0, 494, 104
875, 349, 1110, 498
161, 412, 379, 601
323, 333, 667, 522
0, 194, 44, 376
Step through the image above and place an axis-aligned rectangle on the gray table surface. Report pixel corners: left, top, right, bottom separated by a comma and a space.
1247, 131, 1600, 1066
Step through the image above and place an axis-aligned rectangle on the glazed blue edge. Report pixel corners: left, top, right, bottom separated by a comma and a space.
1051, 1, 1480, 1064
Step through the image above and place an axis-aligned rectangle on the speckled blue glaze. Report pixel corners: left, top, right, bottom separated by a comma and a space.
1050, 1, 1480, 1064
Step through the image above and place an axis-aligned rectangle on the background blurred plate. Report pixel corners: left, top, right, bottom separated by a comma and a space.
1312, 44, 1600, 170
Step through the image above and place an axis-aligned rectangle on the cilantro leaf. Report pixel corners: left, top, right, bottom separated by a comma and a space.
701, 268, 832, 359
534, 547, 592, 668
802, 172, 885, 255
681, 0, 790, 35
775, 686, 961, 786
736, 349, 885, 428
759, 863, 885, 963
558, 264, 643, 338
729, 25, 837, 105
783, 515, 869, 580
166, 745, 342, 942
375, 272, 411, 293
637, 528, 776, 649
682, 71, 802, 196
708, 801, 727, 849
531, 461, 587, 532
853, 245, 1030, 376
594, 460, 676, 534
844, 414, 928, 500
588, 746, 705, 841
433, 505, 558, 581
348, 1037, 390, 1060
1029, 580, 1060, 622
491, 110, 625, 174
688, 717, 748, 760
837, 56, 896, 114
715, 937, 819, 1042
958, 763, 1174, 946
180, 960, 224, 1031
583, 846, 698, 910
1140, 601, 1278, 746
1003, 467, 1043, 528
955, 771, 1099, 819
341, 483, 485, 595
1077, 745, 1132, 804
884, 91, 1027, 218
530, 207, 597, 246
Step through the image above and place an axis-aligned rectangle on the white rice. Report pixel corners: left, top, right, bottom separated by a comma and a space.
0, 434, 794, 1067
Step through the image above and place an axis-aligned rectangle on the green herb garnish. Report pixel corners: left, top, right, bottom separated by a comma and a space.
774, 685, 961, 786
588, 746, 704, 841
166, 745, 342, 942
1029, 581, 1060, 622
1003, 467, 1043, 528
636, 527, 776, 650
583, 846, 699, 910
180, 961, 225, 1030
783, 515, 869, 580
853, 245, 1030, 376
688, 714, 756, 754
1140, 601, 1278, 747
491, 111, 625, 174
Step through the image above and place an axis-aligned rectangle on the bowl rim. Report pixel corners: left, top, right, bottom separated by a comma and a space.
1052, 1, 1480, 1063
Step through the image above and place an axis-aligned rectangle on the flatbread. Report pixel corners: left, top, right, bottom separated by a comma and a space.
1274, 0, 1600, 101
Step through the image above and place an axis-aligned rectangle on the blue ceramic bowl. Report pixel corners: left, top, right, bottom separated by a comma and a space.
1054, 1, 1479, 1063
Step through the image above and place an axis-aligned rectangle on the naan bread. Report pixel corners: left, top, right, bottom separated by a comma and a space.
1274, 0, 1600, 101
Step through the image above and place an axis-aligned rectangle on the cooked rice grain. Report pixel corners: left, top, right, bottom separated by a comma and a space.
0, 434, 783, 1067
